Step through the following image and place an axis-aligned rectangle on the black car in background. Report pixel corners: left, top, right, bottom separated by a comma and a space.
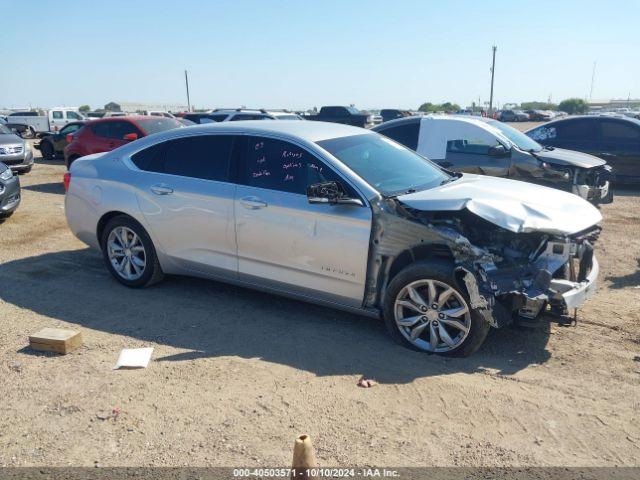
37, 121, 86, 159
0, 162, 21, 219
180, 112, 228, 124
304, 106, 371, 127
380, 109, 412, 123
527, 116, 640, 183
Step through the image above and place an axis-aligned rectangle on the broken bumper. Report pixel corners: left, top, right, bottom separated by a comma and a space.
573, 182, 612, 204
549, 256, 599, 310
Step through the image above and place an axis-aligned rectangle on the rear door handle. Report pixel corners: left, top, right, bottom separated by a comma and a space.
240, 196, 267, 209
150, 184, 174, 195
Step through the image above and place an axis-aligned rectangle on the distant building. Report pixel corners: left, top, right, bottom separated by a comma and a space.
104, 101, 189, 113
588, 99, 640, 110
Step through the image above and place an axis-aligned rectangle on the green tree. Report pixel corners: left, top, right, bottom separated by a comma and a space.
78, 104, 91, 113
520, 101, 558, 110
558, 98, 588, 115
418, 101, 461, 113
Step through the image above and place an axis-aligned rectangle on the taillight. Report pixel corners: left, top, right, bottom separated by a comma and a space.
63, 172, 71, 192
66, 134, 73, 143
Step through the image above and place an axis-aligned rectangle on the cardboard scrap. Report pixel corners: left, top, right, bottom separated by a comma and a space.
114, 348, 154, 370
29, 328, 82, 354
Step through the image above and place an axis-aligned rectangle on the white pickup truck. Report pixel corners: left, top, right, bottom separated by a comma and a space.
7, 108, 86, 135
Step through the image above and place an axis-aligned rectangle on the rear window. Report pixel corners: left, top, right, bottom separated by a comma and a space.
131, 135, 234, 182
376, 122, 420, 150
136, 118, 183, 135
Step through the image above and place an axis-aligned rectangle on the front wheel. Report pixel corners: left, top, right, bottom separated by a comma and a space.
383, 261, 490, 357
100, 215, 164, 288
40, 140, 54, 159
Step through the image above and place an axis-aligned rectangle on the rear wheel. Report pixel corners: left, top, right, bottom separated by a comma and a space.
383, 260, 490, 357
100, 215, 164, 288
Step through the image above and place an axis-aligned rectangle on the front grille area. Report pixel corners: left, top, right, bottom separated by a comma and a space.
0, 145, 23, 155
577, 165, 612, 188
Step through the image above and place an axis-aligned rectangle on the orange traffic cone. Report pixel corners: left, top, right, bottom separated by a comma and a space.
291, 434, 318, 479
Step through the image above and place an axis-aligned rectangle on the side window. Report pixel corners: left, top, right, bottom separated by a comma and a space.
91, 122, 112, 138
60, 124, 82, 135
210, 114, 228, 122
600, 121, 640, 140
446, 138, 497, 155
528, 125, 557, 141
66, 111, 81, 119
243, 136, 347, 195
132, 135, 234, 182
199, 117, 215, 124
377, 122, 419, 150
52, 111, 63, 119
108, 121, 140, 139
555, 120, 596, 139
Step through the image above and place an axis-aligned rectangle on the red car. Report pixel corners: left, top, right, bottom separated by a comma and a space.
64, 116, 184, 169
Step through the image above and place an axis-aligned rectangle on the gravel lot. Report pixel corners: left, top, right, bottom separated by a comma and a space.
0, 132, 639, 467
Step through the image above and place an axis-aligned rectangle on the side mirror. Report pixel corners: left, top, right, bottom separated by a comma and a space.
307, 181, 363, 206
123, 133, 138, 141
488, 144, 509, 157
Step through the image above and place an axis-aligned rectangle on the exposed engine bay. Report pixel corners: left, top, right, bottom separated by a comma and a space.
364, 195, 600, 328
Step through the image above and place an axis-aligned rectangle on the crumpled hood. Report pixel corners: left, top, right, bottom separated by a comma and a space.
532, 147, 606, 169
397, 174, 602, 235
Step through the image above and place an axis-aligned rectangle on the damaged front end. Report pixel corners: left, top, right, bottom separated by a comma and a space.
365, 197, 600, 328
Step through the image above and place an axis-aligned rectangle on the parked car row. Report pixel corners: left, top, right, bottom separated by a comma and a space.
64, 120, 602, 357
372, 115, 613, 204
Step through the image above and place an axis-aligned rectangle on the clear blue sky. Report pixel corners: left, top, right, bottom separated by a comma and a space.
2, 0, 639, 110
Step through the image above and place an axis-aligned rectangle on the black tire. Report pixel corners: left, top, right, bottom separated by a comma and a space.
382, 260, 490, 357
100, 215, 164, 288
40, 140, 54, 159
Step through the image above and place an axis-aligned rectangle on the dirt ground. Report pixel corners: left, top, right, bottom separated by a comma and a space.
0, 134, 639, 468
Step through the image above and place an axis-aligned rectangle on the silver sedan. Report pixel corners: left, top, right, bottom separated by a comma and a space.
65, 121, 601, 356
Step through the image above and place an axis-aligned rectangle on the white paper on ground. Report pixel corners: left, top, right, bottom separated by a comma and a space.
113, 347, 154, 370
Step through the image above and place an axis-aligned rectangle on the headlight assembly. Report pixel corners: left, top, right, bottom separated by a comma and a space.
0, 168, 13, 181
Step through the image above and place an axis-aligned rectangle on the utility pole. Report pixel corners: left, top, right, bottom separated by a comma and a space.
589, 62, 596, 101
489, 46, 497, 114
184, 69, 191, 112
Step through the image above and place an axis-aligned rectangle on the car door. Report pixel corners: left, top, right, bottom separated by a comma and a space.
442, 138, 511, 176
55, 123, 83, 152
596, 119, 640, 181
234, 135, 372, 307
132, 134, 238, 275
50, 110, 64, 131
105, 121, 143, 151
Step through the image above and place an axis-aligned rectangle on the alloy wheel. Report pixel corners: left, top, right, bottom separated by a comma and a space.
393, 279, 471, 353
107, 226, 147, 281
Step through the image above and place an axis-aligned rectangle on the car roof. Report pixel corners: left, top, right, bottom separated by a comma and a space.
87, 115, 172, 124
114, 120, 371, 152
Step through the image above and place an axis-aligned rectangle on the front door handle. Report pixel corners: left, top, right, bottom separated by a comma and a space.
240, 196, 268, 209
150, 184, 174, 195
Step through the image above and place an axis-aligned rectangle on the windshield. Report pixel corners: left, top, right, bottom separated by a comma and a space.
0, 124, 13, 134
317, 134, 450, 196
136, 117, 183, 135
485, 119, 543, 152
